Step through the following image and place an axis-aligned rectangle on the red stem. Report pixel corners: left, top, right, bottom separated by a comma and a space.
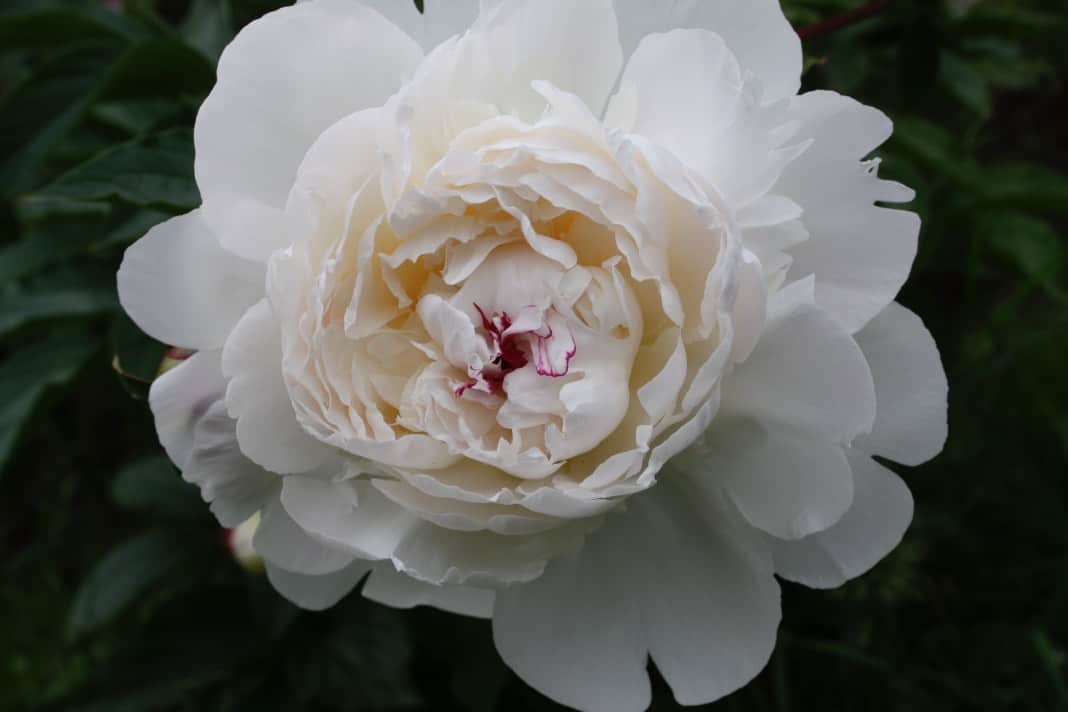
797, 0, 891, 41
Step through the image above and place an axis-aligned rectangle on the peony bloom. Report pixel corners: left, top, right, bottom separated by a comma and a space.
118, 0, 948, 709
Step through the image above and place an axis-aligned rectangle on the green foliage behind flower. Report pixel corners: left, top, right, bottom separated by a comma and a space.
0, 0, 1065, 709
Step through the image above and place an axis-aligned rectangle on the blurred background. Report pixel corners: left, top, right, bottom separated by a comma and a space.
1, 0, 1066, 709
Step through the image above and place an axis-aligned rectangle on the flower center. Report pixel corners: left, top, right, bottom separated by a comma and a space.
455, 303, 577, 398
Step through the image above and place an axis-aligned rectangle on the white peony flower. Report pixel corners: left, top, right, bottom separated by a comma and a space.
117, 1, 948, 709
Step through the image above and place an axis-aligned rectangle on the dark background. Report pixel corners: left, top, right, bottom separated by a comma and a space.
1, 0, 1066, 709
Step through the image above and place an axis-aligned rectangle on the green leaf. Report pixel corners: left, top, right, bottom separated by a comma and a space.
983, 212, 1064, 294
980, 163, 1068, 216
99, 37, 215, 101
0, 1, 149, 51
891, 116, 984, 187
0, 227, 99, 284
109, 311, 166, 397
111, 455, 204, 521
289, 599, 422, 709
180, 0, 235, 64
91, 98, 185, 136
28, 129, 198, 211
91, 208, 172, 251
940, 51, 992, 118
0, 280, 118, 337
68, 530, 186, 637
0, 206, 168, 284
0, 45, 118, 197
0, 332, 98, 473
68, 611, 255, 712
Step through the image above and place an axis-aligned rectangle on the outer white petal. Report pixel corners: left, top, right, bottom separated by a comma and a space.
493, 519, 651, 712
721, 279, 876, 444
772, 450, 914, 589
118, 210, 263, 350
779, 91, 920, 333
254, 495, 356, 576
613, 0, 802, 103
362, 564, 494, 618
183, 401, 279, 528
194, 0, 423, 261
222, 299, 332, 474
854, 303, 948, 466
266, 559, 373, 612
693, 417, 853, 540
148, 349, 226, 470
494, 478, 780, 710
633, 478, 780, 706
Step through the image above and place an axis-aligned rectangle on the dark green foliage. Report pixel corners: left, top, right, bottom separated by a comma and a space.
0, 0, 1065, 710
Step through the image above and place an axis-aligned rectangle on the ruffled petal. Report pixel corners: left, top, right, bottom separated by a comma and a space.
254, 495, 356, 576
854, 302, 948, 466
414, 0, 624, 120
117, 210, 263, 350
280, 476, 586, 587
607, 29, 794, 207
612, 0, 802, 104
222, 299, 333, 474
194, 0, 423, 261
772, 450, 914, 589
362, 564, 494, 618
778, 91, 920, 333
183, 401, 279, 528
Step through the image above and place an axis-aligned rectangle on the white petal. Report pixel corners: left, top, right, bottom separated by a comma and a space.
312, 0, 479, 50
185, 401, 279, 527
373, 479, 560, 536
222, 299, 332, 474
279, 476, 576, 586
689, 417, 853, 540
266, 559, 373, 611
363, 564, 494, 618
772, 450, 914, 589
118, 210, 263, 350
390, 517, 585, 587
194, 0, 423, 261
284, 107, 383, 242
281, 475, 414, 559
634, 478, 780, 706
493, 523, 651, 712
494, 477, 781, 709
254, 495, 356, 576
722, 279, 876, 444
425, 0, 623, 120
149, 349, 226, 470
779, 91, 920, 333
608, 29, 791, 207
854, 303, 948, 466
730, 248, 768, 363
613, 0, 802, 104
